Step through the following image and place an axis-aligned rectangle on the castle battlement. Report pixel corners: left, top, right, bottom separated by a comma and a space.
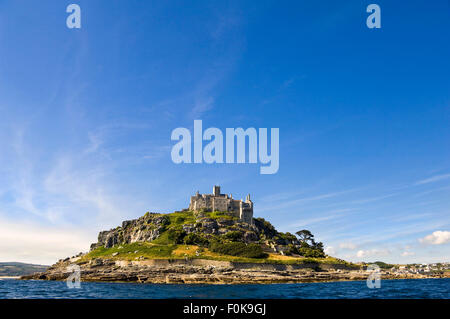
189, 186, 253, 224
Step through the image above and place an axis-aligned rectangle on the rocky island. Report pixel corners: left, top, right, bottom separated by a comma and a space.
22, 186, 449, 284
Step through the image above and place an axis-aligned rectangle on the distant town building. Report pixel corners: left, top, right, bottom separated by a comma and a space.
189, 185, 253, 224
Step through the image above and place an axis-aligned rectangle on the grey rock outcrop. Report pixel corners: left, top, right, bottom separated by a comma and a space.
90, 213, 170, 250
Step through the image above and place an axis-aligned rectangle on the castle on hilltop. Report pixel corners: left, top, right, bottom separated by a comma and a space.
189, 186, 254, 224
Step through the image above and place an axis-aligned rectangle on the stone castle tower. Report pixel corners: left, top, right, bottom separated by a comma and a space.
189, 186, 253, 224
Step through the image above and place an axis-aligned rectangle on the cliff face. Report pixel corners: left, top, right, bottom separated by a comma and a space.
90, 213, 170, 250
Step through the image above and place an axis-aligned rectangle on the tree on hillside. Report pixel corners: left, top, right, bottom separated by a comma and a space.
295, 230, 325, 257
295, 230, 314, 245
313, 241, 324, 251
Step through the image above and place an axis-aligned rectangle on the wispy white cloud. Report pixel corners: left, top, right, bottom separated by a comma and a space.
1, 123, 151, 228
186, 9, 243, 120
346, 193, 399, 205
339, 242, 357, 250
191, 96, 215, 119
286, 208, 354, 229
388, 212, 432, 223
412, 185, 450, 198
290, 215, 338, 228
401, 251, 415, 257
258, 189, 357, 213
415, 173, 450, 185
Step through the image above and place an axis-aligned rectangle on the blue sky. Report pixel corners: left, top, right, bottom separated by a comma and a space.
0, 1, 449, 265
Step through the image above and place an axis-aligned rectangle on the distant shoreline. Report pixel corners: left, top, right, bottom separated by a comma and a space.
0, 276, 20, 279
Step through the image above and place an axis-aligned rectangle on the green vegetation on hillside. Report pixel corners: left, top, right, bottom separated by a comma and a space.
86, 242, 176, 259
81, 242, 354, 266
209, 241, 267, 258
167, 210, 196, 226
84, 209, 335, 265
204, 211, 238, 220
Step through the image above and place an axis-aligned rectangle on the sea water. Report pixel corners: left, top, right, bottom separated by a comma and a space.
0, 278, 449, 299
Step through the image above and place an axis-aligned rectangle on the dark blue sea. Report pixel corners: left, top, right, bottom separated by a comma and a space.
0, 278, 449, 299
